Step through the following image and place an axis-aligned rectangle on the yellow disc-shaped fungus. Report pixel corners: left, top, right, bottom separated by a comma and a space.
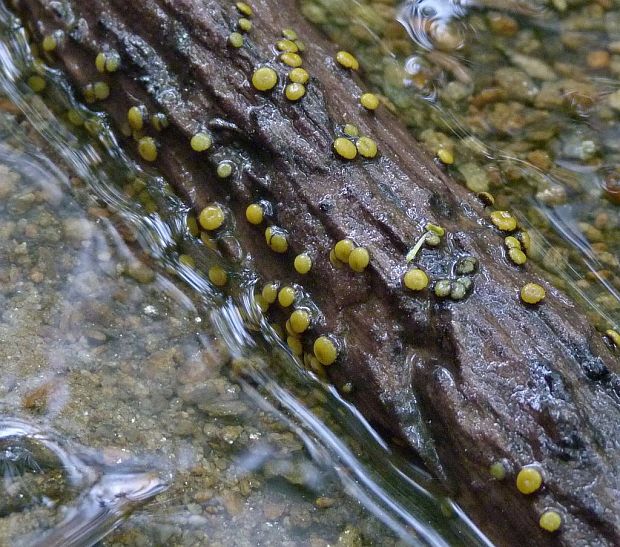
138, 137, 157, 162
179, 254, 195, 268
520, 283, 546, 304
128, 106, 144, 131
285, 83, 306, 101
348, 247, 370, 272
105, 53, 120, 72
489, 462, 506, 481
236, 1, 252, 16
360, 92, 379, 110
42, 35, 57, 52
403, 268, 429, 291
356, 137, 378, 159
208, 266, 227, 287
290, 309, 310, 334
539, 511, 562, 533
334, 239, 355, 262
278, 286, 295, 307
606, 329, 620, 347
508, 248, 527, 265
287, 335, 303, 356
288, 68, 309, 84
262, 283, 278, 304
217, 161, 233, 178
504, 236, 521, 250
199, 204, 225, 231
437, 148, 454, 165
516, 467, 543, 494
276, 39, 298, 53
490, 210, 517, 232
282, 28, 298, 40
95, 52, 107, 72
93, 81, 110, 100
28, 75, 46, 92
238, 18, 252, 32
336, 50, 359, 70
280, 52, 303, 68
270, 232, 288, 253
191, 132, 212, 152
228, 32, 244, 48
334, 137, 357, 160
314, 336, 338, 366
294, 253, 312, 274
252, 67, 278, 91
343, 124, 359, 137
245, 203, 264, 225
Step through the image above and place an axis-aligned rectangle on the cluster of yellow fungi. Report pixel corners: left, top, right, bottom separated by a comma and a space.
330, 239, 370, 273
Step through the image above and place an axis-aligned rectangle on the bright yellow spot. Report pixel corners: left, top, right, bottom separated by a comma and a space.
238, 18, 252, 32
290, 309, 310, 333
334, 239, 355, 262
539, 511, 562, 532
348, 247, 370, 272
128, 106, 144, 131
208, 266, 227, 287
198, 204, 225, 231
285, 83, 305, 101
28, 75, 46, 93
262, 283, 278, 304
93, 81, 109, 100
270, 232, 288, 253
403, 268, 429, 291
437, 148, 454, 164
508, 248, 527, 265
360, 92, 379, 110
276, 39, 298, 53
137, 137, 157, 162
356, 137, 378, 158
288, 68, 309, 84
516, 467, 543, 494
520, 283, 546, 305
42, 35, 57, 52
280, 52, 303, 68
236, 1, 252, 16
179, 254, 195, 268
245, 203, 264, 225
191, 132, 212, 152
252, 67, 278, 91
334, 137, 357, 160
313, 336, 338, 365
336, 50, 359, 70
278, 286, 295, 307
294, 253, 312, 274
490, 210, 517, 232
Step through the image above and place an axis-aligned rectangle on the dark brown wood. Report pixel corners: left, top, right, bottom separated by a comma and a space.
12, 0, 620, 545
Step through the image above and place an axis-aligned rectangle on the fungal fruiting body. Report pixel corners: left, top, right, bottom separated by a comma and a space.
199, 204, 225, 231
348, 247, 370, 272
333, 137, 357, 160
335, 50, 359, 70
516, 467, 542, 494
403, 268, 429, 291
313, 336, 338, 365
520, 283, 546, 305
490, 210, 517, 232
252, 67, 278, 91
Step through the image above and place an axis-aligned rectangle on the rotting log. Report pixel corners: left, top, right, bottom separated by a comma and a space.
11, 0, 620, 545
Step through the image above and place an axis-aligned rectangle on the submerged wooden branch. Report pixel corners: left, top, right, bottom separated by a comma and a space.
12, 0, 620, 544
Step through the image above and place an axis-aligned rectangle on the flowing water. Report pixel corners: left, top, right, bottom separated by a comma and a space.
0, 0, 618, 545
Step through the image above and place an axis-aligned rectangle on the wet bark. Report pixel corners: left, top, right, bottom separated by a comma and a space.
12, 0, 620, 545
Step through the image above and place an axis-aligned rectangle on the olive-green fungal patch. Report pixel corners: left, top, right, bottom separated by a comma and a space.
66, 109, 83, 126
437, 148, 454, 165
276, 39, 299, 53
93, 81, 110, 100
489, 462, 506, 481
333, 137, 357, 160
186, 214, 200, 237
329, 249, 344, 269
128, 106, 145, 131
508, 248, 527, 265
237, 18, 252, 32
606, 329, 620, 348
518, 231, 531, 255
520, 282, 546, 304
403, 268, 429, 291
150, 112, 169, 131
348, 247, 370, 272
334, 239, 355, 263
27, 75, 46, 92
313, 336, 338, 366
455, 256, 478, 275
285, 83, 305, 101
278, 286, 296, 307
137, 136, 158, 162
294, 40, 306, 52
434, 279, 452, 298
425, 232, 441, 247
490, 210, 518, 232
360, 93, 380, 110
335, 50, 359, 70
504, 236, 521, 250
356, 137, 378, 159
450, 278, 471, 300
516, 466, 543, 494
288, 68, 309, 84
294, 253, 312, 274
282, 28, 298, 41
199, 204, 225, 231
216, 161, 233, 178
539, 511, 562, 533
343, 124, 359, 138
262, 283, 278, 304
290, 309, 311, 333
42, 34, 57, 52
280, 52, 303, 68
178, 254, 195, 268
235, 1, 253, 16
245, 203, 264, 225
95, 51, 120, 72
228, 32, 244, 48
190, 132, 212, 152
251, 67, 278, 91
425, 223, 445, 237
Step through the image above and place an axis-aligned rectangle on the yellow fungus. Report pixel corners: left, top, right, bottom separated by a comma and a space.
95, 52, 106, 72
190, 132, 212, 152
285, 319, 297, 337
42, 34, 57, 52
295, 40, 306, 52
287, 335, 303, 356
137, 137, 158, 162
252, 67, 278, 91
285, 83, 306, 101
280, 52, 303, 68
519, 231, 532, 254
282, 28, 298, 41
329, 248, 344, 268
343, 124, 359, 137
334, 239, 355, 262
262, 283, 278, 304
236, 1, 253, 16
314, 336, 338, 366
605, 329, 620, 347
278, 286, 295, 307
200, 232, 217, 250
270, 232, 288, 253
490, 210, 517, 232
290, 309, 310, 333
360, 92, 380, 110
276, 39, 298, 53
245, 203, 264, 225
520, 283, 546, 304
294, 253, 312, 274
238, 18, 252, 32
333, 137, 357, 160
179, 254, 195, 268
539, 511, 562, 533
105, 53, 120, 72
67, 109, 83, 126
348, 247, 370, 272
489, 462, 506, 480
356, 137, 378, 159
93, 81, 109, 100
27, 75, 46, 93
437, 148, 454, 165
288, 68, 309, 84
255, 294, 269, 313
516, 466, 543, 494
228, 32, 244, 48
217, 161, 233, 178
127, 106, 144, 131
508, 248, 527, 265
425, 223, 445, 237
403, 268, 429, 291
264, 226, 273, 245
187, 215, 200, 237
336, 50, 359, 70
198, 204, 225, 231
208, 266, 228, 287
504, 236, 521, 250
